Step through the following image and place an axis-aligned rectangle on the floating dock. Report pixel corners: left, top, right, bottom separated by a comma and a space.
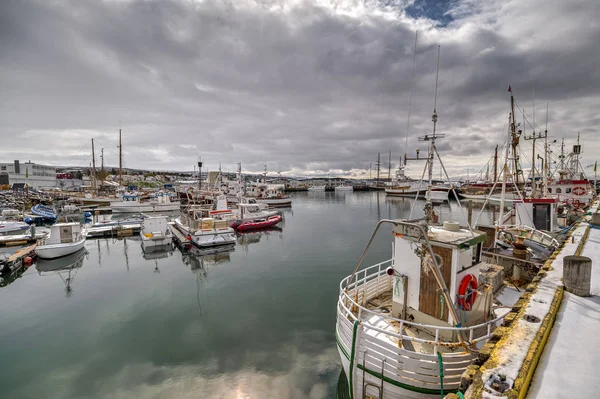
86, 223, 142, 238
168, 223, 191, 250
0, 233, 44, 247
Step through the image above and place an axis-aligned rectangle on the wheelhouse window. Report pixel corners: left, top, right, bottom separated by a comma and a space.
566, 188, 572, 193
556, 188, 562, 193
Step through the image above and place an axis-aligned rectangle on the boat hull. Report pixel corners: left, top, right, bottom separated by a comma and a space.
35, 237, 86, 259
140, 235, 173, 251
256, 198, 292, 207
234, 216, 282, 232
111, 203, 181, 213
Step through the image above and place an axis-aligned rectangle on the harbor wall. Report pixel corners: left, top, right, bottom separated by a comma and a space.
445, 201, 598, 399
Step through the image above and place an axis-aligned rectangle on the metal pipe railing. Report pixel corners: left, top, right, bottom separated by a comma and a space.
345, 219, 466, 342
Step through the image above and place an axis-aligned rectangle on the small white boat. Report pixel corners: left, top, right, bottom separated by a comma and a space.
111, 192, 181, 213
308, 185, 326, 191
0, 221, 30, 236
35, 222, 87, 259
140, 216, 173, 251
334, 185, 353, 191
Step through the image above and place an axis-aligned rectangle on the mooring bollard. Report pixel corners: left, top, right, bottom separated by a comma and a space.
563, 255, 592, 297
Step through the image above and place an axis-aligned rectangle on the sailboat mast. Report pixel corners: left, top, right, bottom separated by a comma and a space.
91, 138, 97, 193
118, 129, 123, 187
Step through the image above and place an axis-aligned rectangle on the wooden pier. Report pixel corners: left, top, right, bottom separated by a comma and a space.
0, 234, 43, 248
1, 244, 37, 286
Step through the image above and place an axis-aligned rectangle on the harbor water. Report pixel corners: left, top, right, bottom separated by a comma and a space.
0, 192, 503, 399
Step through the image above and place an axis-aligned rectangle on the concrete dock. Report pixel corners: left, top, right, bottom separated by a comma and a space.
445, 201, 600, 399
527, 212, 600, 398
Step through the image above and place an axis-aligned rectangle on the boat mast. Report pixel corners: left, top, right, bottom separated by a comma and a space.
376, 153, 381, 186
100, 148, 105, 191
91, 138, 97, 194
425, 45, 441, 222
404, 31, 418, 167
387, 150, 392, 185
542, 102, 549, 196
509, 89, 521, 187
493, 145, 498, 183
118, 129, 123, 187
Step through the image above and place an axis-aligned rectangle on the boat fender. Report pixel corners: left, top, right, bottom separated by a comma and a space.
24, 257, 32, 265
457, 274, 478, 311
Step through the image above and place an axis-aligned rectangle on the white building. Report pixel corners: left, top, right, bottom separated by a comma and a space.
0, 160, 57, 189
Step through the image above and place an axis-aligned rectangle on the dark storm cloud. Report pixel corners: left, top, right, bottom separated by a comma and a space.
0, 0, 598, 177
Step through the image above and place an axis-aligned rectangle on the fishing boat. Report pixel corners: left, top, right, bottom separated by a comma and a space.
335, 185, 353, 191
139, 215, 173, 251
232, 215, 282, 232
110, 192, 181, 213
35, 222, 87, 259
174, 210, 236, 248
308, 185, 326, 191
336, 46, 519, 399
385, 183, 449, 203
30, 204, 57, 221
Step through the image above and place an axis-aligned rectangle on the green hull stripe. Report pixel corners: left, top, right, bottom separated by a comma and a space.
348, 321, 359, 399
335, 328, 350, 360
357, 364, 456, 396
339, 322, 455, 397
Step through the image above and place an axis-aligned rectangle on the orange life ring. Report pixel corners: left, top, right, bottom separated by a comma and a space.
457, 274, 478, 311
573, 186, 585, 196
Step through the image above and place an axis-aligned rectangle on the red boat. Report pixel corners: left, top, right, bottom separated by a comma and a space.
232, 215, 283, 232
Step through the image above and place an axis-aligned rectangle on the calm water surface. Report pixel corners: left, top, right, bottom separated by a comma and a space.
0, 192, 502, 399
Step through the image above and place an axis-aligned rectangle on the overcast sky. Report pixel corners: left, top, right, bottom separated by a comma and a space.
1, 0, 598, 179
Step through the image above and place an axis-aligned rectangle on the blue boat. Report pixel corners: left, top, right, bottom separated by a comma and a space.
31, 204, 57, 221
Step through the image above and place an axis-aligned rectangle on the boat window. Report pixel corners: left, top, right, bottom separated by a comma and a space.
547, 188, 552, 193
566, 188, 572, 193
556, 188, 562, 193
473, 242, 482, 265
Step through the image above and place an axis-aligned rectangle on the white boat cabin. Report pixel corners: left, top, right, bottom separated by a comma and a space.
141, 216, 170, 237
391, 221, 500, 333
547, 178, 593, 207
514, 198, 559, 232
46, 223, 85, 245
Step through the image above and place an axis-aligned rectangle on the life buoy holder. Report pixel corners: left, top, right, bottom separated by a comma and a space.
457, 274, 478, 311
573, 186, 585, 196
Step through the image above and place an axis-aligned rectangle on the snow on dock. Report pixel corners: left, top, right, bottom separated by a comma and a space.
448, 201, 600, 399
527, 207, 600, 398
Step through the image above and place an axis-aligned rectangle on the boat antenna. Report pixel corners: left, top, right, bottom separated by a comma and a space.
404, 30, 418, 165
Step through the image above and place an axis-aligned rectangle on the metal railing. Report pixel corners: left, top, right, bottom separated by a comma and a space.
338, 260, 510, 355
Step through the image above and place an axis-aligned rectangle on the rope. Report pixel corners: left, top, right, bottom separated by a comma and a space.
437, 351, 444, 398
457, 392, 466, 399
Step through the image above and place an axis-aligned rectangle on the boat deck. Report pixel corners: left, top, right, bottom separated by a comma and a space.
361, 287, 519, 356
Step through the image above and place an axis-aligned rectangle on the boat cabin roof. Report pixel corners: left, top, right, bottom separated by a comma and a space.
52, 222, 81, 227
395, 222, 487, 249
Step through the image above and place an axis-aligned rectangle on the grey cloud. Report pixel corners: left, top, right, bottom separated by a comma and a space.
0, 0, 598, 177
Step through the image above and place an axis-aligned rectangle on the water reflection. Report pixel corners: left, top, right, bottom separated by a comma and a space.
181, 244, 235, 272
35, 248, 88, 296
